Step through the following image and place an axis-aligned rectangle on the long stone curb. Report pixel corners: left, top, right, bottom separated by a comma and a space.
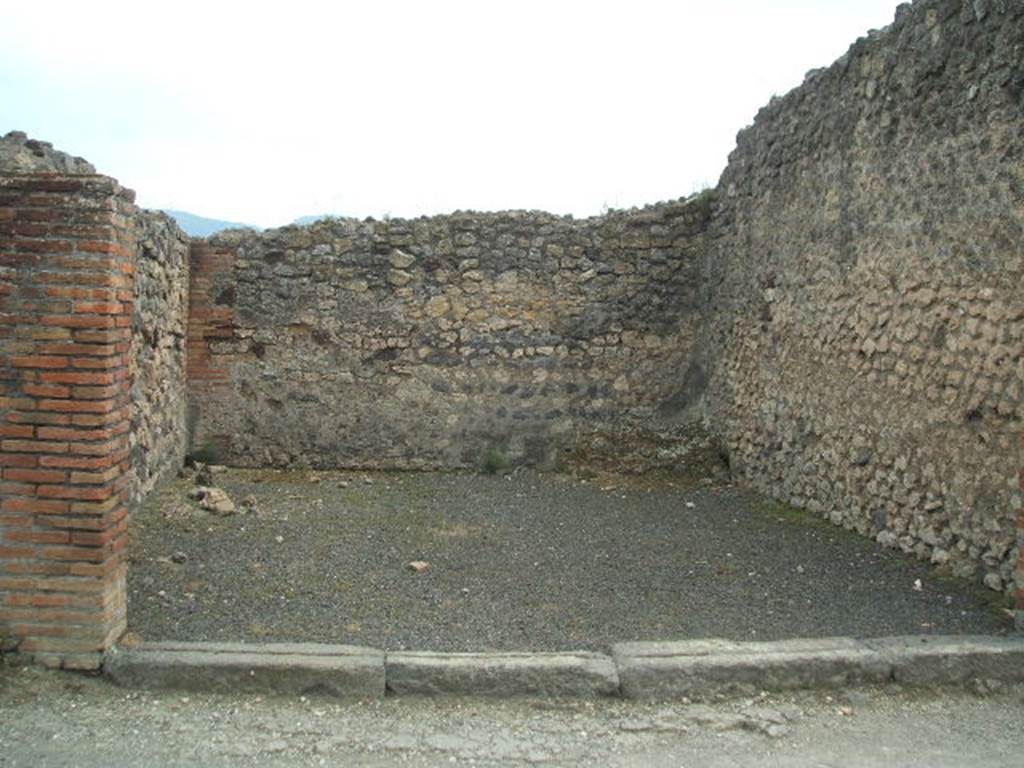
386, 651, 619, 697
102, 642, 385, 699
101, 635, 1024, 700
612, 635, 1024, 700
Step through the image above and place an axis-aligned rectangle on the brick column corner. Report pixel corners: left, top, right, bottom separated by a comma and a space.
185, 240, 236, 459
0, 174, 136, 669
1017, 448, 1024, 632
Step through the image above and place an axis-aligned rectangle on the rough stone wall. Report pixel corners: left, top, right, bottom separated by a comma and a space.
187, 199, 711, 469
0, 131, 95, 175
702, 0, 1024, 595
129, 211, 189, 506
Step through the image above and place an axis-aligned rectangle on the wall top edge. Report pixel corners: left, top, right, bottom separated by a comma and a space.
0, 173, 136, 203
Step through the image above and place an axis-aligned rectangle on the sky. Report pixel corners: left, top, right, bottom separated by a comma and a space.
1, 0, 899, 228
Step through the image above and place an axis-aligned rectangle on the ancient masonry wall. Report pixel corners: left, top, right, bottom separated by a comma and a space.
0, 175, 138, 668
2, 0, 1023, 664
186, 201, 711, 470
0, 132, 192, 667
1018, 453, 1023, 629
702, 0, 1024, 597
130, 211, 189, 507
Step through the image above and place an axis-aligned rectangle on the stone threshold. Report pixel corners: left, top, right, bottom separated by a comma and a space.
100, 635, 1024, 700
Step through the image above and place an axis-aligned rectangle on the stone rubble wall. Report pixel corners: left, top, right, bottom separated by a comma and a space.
129, 211, 189, 506
701, 0, 1024, 596
0, 131, 96, 175
186, 199, 711, 469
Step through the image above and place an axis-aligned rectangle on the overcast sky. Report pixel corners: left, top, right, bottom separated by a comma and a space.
2, 1, 898, 227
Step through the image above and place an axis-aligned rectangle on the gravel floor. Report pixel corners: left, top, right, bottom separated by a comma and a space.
125, 469, 1013, 652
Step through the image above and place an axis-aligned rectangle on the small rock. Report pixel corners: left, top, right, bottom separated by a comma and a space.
199, 487, 236, 516
424, 296, 450, 318
388, 268, 413, 286
389, 249, 416, 269
407, 561, 430, 573
275, 535, 284, 544
241, 495, 258, 510
912, 578, 923, 592
337, 481, 350, 489
982, 572, 1002, 591
170, 551, 187, 564
876, 530, 898, 548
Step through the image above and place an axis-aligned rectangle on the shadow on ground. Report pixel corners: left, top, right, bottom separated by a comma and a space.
125, 469, 1013, 651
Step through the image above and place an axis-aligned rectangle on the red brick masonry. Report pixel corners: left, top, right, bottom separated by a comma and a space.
1018, 441, 1024, 627
0, 175, 136, 669
185, 240, 236, 459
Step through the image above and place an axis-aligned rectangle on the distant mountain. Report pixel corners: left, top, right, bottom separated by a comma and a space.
162, 209, 259, 238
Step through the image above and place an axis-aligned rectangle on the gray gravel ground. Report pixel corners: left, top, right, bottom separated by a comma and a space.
1, 665, 1022, 767
125, 469, 1013, 651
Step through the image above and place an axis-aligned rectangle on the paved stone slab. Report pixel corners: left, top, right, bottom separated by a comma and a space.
613, 637, 891, 700
103, 642, 385, 699
385, 651, 620, 697
864, 635, 1024, 686
133, 641, 366, 657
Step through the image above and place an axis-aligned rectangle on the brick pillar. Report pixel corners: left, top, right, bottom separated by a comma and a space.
1017, 438, 1023, 631
0, 174, 135, 669
186, 241, 236, 459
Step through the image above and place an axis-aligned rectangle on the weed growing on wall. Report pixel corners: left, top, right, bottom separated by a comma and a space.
482, 448, 511, 475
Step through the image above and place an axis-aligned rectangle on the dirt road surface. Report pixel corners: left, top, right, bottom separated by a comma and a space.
2, 665, 1022, 767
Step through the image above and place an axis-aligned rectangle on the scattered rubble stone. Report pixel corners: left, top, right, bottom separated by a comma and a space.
191, 486, 236, 516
